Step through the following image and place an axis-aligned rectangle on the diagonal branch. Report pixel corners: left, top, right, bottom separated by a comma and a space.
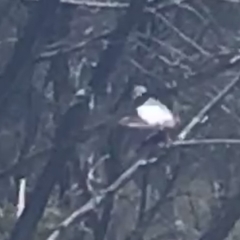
45, 157, 157, 240
178, 72, 240, 140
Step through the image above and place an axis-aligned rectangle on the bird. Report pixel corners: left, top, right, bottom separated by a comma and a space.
136, 97, 178, 128
120, 85, 179, 129
119, 85, 180, 143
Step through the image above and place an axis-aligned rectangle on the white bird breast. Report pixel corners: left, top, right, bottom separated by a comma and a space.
136, 104, 174, 126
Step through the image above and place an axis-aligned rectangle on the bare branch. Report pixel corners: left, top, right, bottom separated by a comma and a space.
148, 9, 210, 57
171, 138, 240, 147
178, 72, 240, 140
46, 158, 157, 240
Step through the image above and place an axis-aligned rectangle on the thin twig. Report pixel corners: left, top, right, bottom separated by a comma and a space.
59, 0, 128, 8
60, 0, 186, 9
171, 138, 240, 147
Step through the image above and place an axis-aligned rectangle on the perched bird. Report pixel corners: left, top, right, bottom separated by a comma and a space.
120, 85, 179, 129
119, 85, 180, 143
136, 97, 178, 128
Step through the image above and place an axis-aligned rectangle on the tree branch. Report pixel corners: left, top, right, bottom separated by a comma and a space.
178, 72, 240, 140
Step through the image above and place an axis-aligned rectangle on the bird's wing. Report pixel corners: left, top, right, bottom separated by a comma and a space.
137, 105, 174, 125
119, 116, 160, 129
